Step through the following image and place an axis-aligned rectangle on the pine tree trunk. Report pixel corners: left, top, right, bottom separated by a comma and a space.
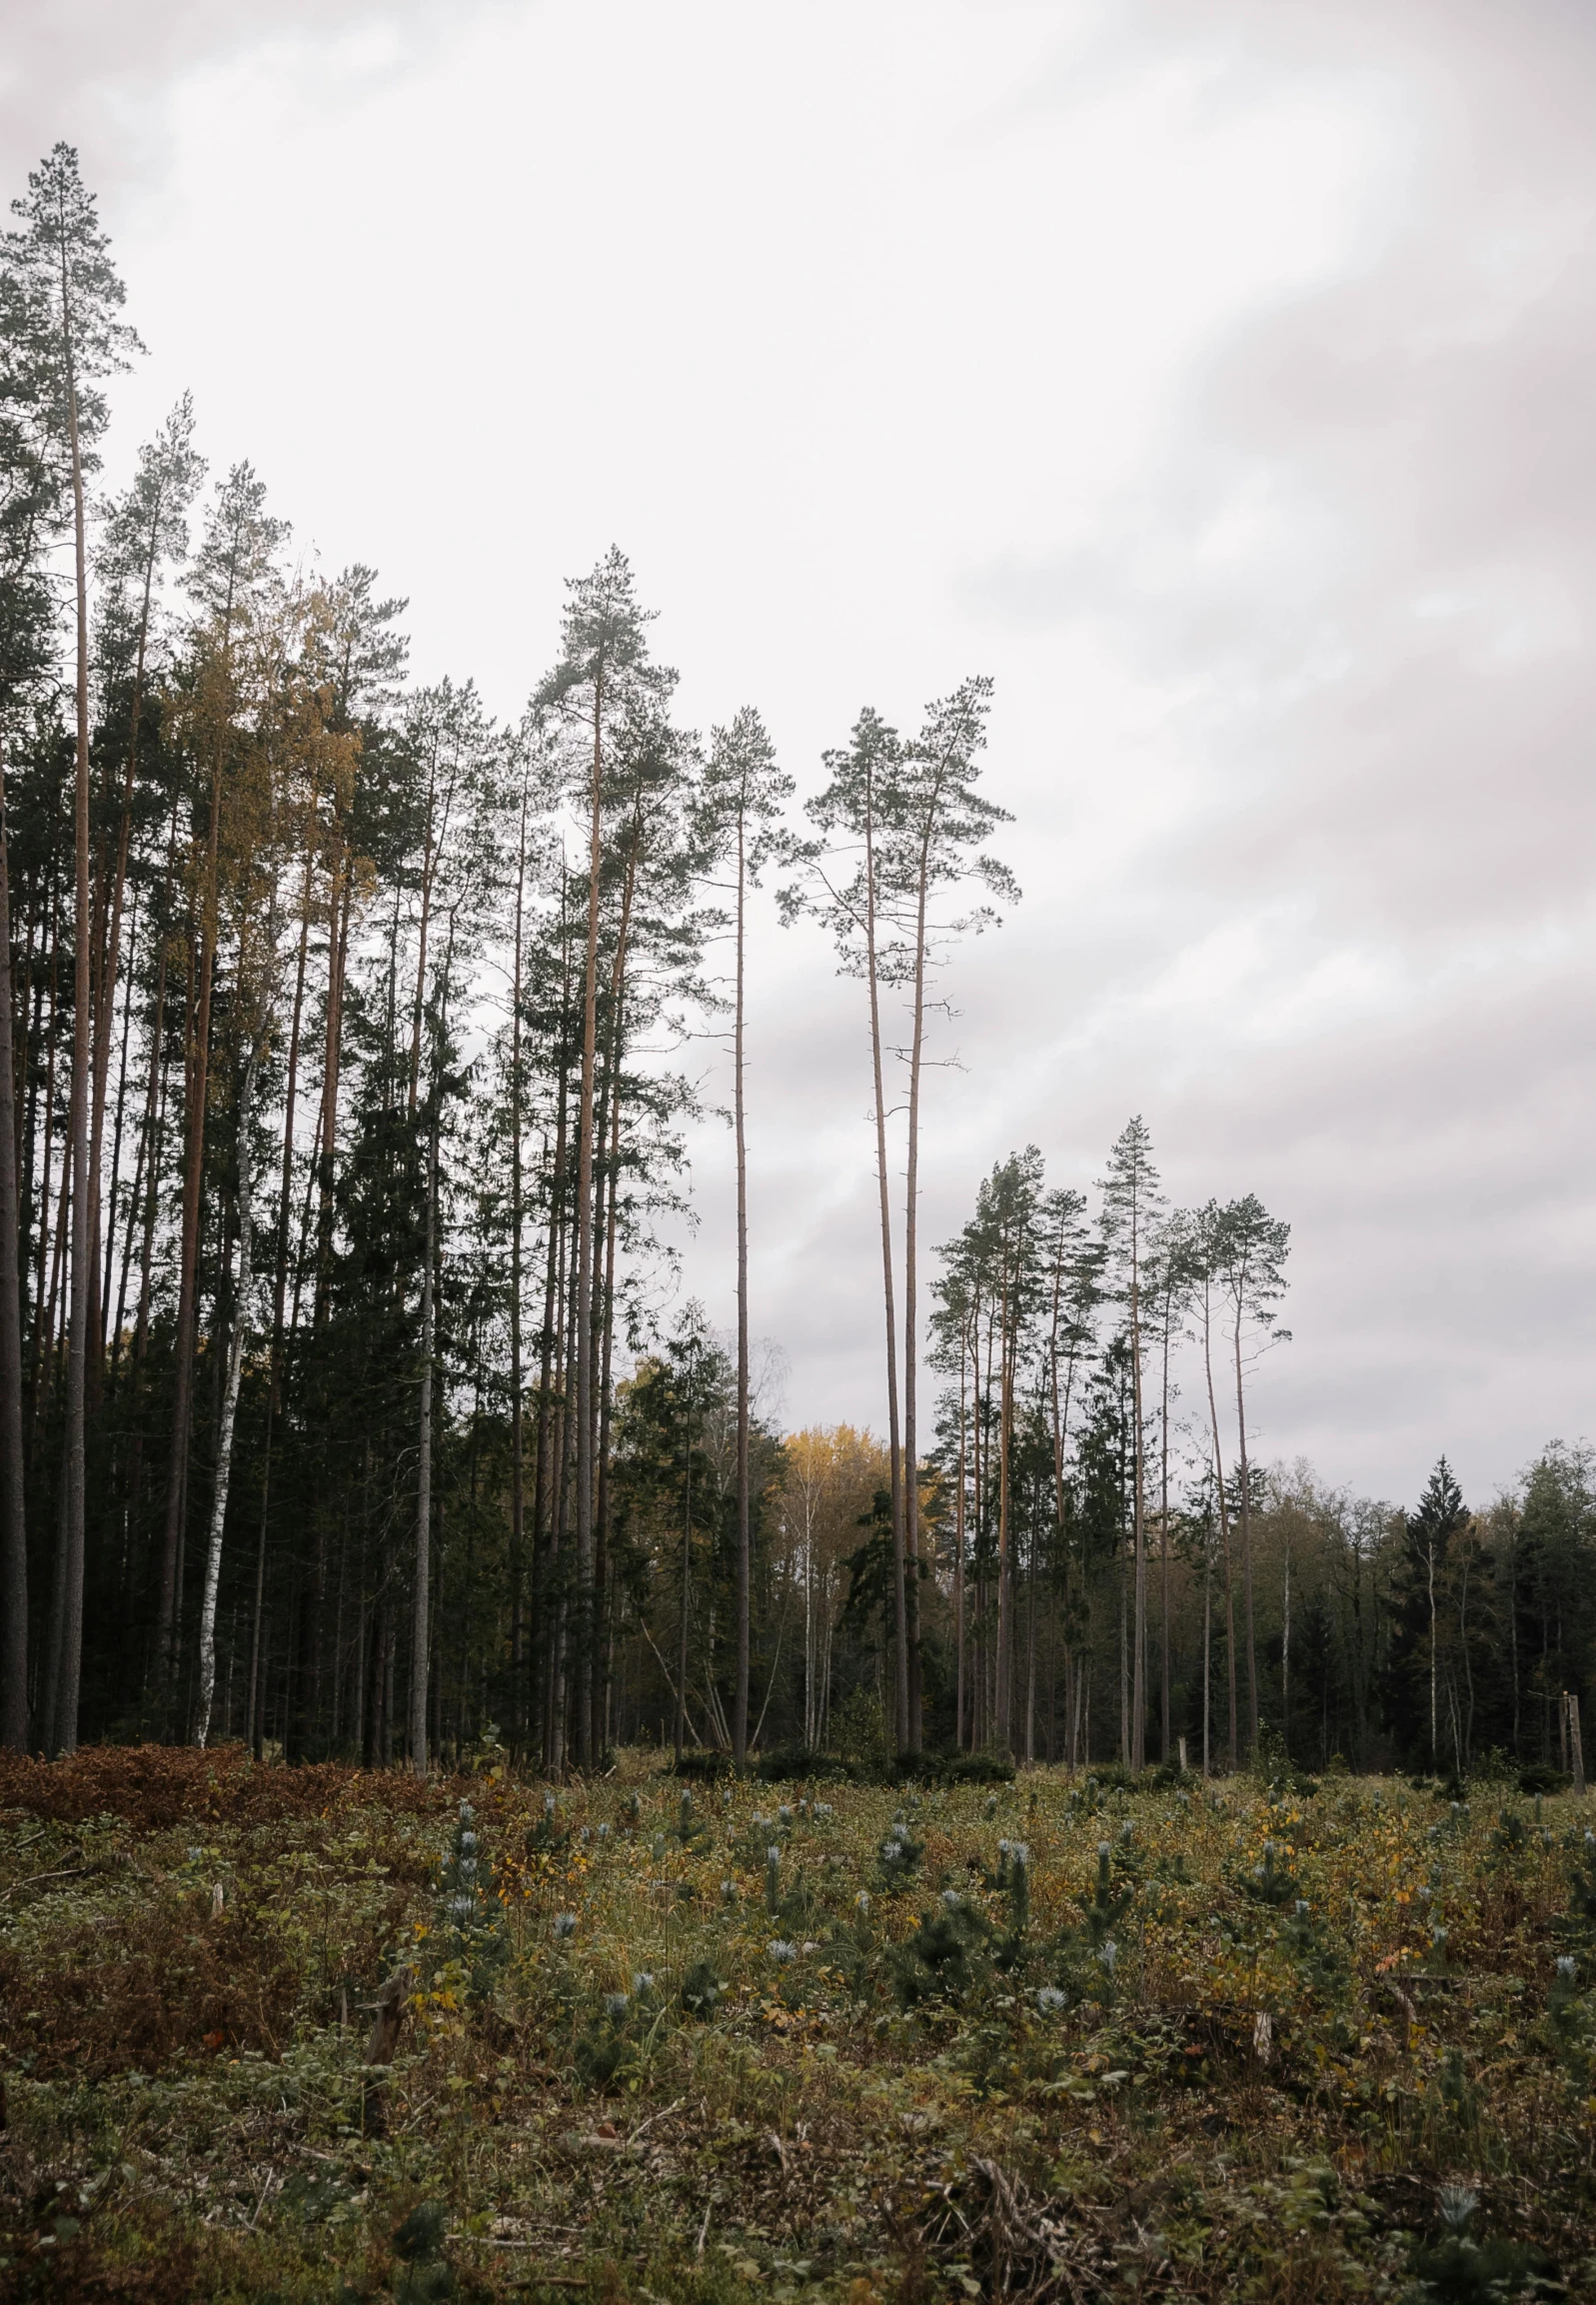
1202, 1284, 1238, 1772
675, 1392, 693, 1763
509, 800, 527, 1751
861, 782, 906, 1751
994, 1281, 1013, 1749
1129, 1212, 1146, 1772
573, 678, 605, 1766
85, 546, 156, 1399
955, 1337, 967, 1750
733, 809, 751, 1766
1202, 1547, 1211, 1776
98, 889, 139, 1346
0, 754, 28, 1751
26, 879, 61, 1455
1232, 1307, 1259, 1760
533, 1009, 570, 1769
592, 1054, 622, 1763
899, 846, 932, 1756
412, 1103, 437, 1774
1159, 1293, 1172, 1762
314, 847, 351, 1323
56, 330, 93, 1757
1280, 1537, 1290, 1761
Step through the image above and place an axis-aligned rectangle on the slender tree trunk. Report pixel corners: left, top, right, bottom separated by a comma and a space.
861, 782, 906, 1751
592, 1047, 623, 1763
509, 798, 527, 1749
1159, 1287, 1172, 1761
993, 1279, 1014, 1748
411, 1098, 438, 1775
954, 1332, 967, 1750
573, 677, 605, 1765
98, 888, 139, 1347
0, 753, 27, 1750
272, 845, 313, 1366
899, 840, 934, 1756
313, 847, 351, 1323
1201, 1279, 1238, 1771
534, 1034, 569, 1768
1202, 1542, 1211, 1776
1129, 1217, 1146, 1771
158, 750, 224, 1699
197, 1045, 259, 1743
56, 320, 93, 1757
26, 880, 60, 1453
1280, 1534, 1290, 1761
1232, 1303, 1260, 1761
733, 809, 752, 1765
86, 537, 158, 1398
675, 1381, 693, 1762
1427, 1538, 1437, 1769
117, 807, 177, 1371
1024, 1478, 1038, 1764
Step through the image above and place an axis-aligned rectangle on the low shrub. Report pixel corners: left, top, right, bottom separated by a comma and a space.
895, 1748, 1016, 1787
666, 1747, 736, 1781
753, 1745, 853, 1783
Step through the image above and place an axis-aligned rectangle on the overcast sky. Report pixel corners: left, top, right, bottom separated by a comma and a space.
7, 0, 1592, 1509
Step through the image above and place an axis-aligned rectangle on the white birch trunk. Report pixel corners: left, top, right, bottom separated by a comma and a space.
197, 1049, 259, 1747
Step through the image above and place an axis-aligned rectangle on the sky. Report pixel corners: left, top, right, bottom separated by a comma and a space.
5, 0, 1593, 1508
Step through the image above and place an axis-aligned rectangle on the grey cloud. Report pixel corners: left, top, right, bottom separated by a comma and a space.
0, 0, 487, 194
7, 0, 1589, 1511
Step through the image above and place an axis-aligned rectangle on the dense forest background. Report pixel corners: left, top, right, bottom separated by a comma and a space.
1, 147, 1591, 1785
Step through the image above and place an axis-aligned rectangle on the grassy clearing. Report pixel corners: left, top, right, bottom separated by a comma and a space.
1, 1746, 1594, 2301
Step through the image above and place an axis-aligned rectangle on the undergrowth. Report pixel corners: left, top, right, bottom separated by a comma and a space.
1, 1744, 1593, 2301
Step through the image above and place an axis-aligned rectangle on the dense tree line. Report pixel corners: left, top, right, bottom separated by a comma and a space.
912, 1130, 1593, 1779
0, 146, 1007, 1770
0, 148, 1589, 1782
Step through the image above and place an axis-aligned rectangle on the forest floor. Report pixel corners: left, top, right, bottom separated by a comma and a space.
0, 1744, 1593, 2303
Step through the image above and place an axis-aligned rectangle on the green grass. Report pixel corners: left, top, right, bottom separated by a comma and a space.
1, 1744, 1594, 2300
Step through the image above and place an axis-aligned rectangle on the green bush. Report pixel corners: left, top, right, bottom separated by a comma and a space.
753, 1745, 853, 1782
1518, 1761, 1570, 1797
668, 1748, 736, 1781
894, 1748, 1015, 1787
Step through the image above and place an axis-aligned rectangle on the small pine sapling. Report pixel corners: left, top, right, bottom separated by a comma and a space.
891, 1891, 993, 2009
875, 1813, 926, 1892
434, 1802, 505, 1999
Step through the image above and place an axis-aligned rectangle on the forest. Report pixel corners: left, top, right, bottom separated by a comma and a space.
1, 143, 1593, 1791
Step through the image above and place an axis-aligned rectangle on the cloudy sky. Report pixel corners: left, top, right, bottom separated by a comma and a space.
7, 0, 1592, 1508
